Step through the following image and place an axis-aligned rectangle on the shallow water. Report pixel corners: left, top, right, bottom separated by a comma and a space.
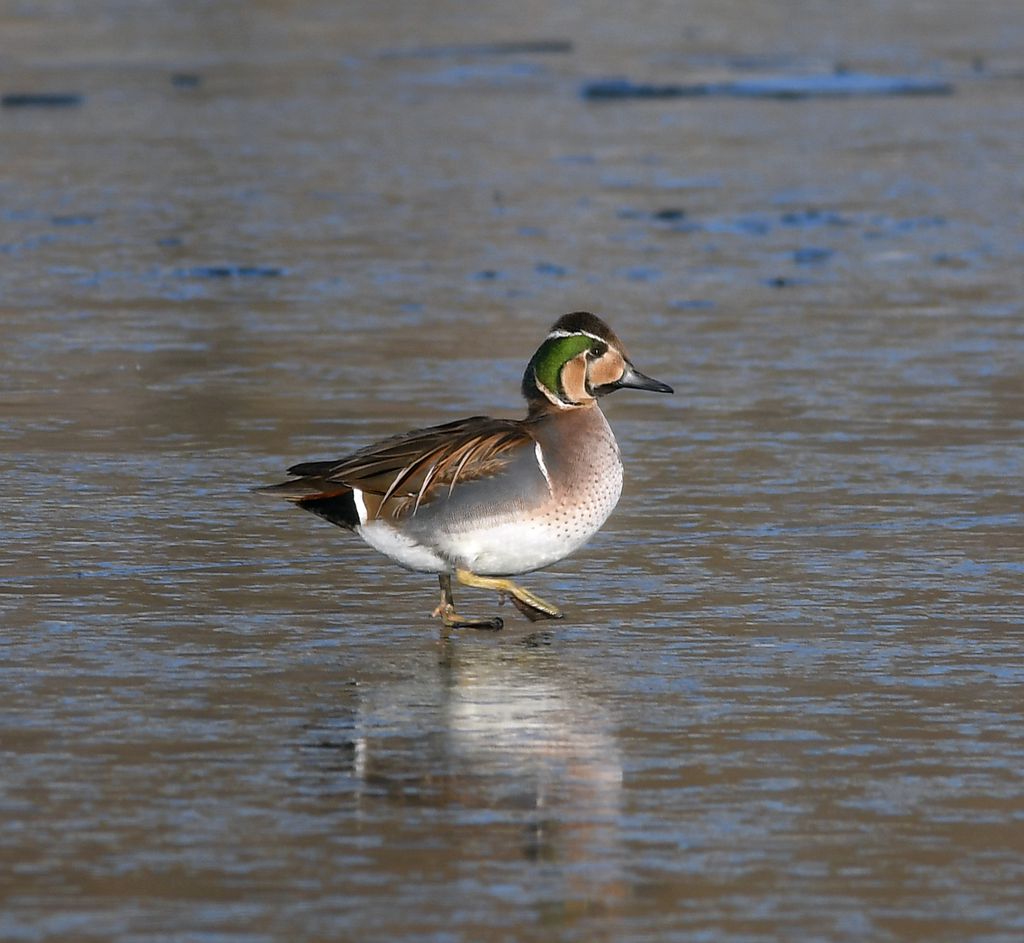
2, 1, 1023, 941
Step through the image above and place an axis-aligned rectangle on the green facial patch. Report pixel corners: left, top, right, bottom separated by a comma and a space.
530, 334, 592, 396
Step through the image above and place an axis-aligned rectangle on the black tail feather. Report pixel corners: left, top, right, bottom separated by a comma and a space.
287, 459, 341, 477
256, 473, 361, 531
296, 491, 361, 530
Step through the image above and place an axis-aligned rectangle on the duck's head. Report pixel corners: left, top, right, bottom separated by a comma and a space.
522, 311, 673, 410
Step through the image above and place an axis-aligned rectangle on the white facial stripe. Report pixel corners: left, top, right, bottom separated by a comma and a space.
534, 379, 575, 409
545, 329, 609, 344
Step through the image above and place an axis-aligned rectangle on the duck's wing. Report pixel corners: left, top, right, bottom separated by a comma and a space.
259, 416, 536, 521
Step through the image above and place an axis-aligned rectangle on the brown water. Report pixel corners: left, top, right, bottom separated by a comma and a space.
2, 2, 1023, 940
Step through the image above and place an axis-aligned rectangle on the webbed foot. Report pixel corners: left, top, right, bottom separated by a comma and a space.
456, 569, 564, 622
433, 574, 504, 631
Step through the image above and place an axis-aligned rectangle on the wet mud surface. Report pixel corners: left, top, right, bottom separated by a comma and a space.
2, 1, 1023, 941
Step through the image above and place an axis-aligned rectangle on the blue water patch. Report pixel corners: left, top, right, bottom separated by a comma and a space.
555, 153, 597, 166
409, 62, 548, 88
534, 261, 567, 276
641, 208, 956, 250
668, 299, 716, 310
734, 216, 772, 236
622, 266, 662, 282
892, 215, 948, 231
652, 174, 722, 190
50, 214, 96, 226
793, 247, 834, 265
779, 208, 850, 228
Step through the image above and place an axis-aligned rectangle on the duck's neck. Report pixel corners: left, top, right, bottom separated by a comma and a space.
524, 397, 599, 421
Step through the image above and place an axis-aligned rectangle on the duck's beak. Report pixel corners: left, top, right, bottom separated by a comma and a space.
603, 363, 674, 395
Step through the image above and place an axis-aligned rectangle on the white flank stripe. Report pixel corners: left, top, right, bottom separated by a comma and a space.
352, 487, 368, 525
534, 442, 553, 493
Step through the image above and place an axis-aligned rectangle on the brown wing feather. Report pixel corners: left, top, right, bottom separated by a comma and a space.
260, 416, 536, 522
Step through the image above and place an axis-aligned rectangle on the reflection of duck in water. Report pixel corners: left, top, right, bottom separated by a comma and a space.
307, 640, 626, 919
261, 312, 671, 630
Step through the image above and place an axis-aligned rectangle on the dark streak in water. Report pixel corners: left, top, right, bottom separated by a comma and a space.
779, 208, 850, 228
380, 40, 573, 58
51, 215, 96, 227
2, 92, 83, 108
170, 73, 202, 88
582, 73, 954, 101
178, 265, 284, 279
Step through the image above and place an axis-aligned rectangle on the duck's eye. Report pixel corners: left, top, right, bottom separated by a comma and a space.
589, 343, 607, 358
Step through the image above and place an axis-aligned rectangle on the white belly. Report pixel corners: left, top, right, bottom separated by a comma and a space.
438, 459, 623, 575
355, 519, 449, 573
438, 517, 601, 575
355, 506, 615, 577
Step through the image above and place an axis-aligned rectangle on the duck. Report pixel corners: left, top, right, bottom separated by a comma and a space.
259, 311, 673, 630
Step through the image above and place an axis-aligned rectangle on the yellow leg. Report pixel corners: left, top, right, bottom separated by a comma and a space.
454, 568, 564, 622
431, 574, 503, 631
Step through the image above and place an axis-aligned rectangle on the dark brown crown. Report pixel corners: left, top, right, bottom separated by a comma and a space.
548, 311, 624, 351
